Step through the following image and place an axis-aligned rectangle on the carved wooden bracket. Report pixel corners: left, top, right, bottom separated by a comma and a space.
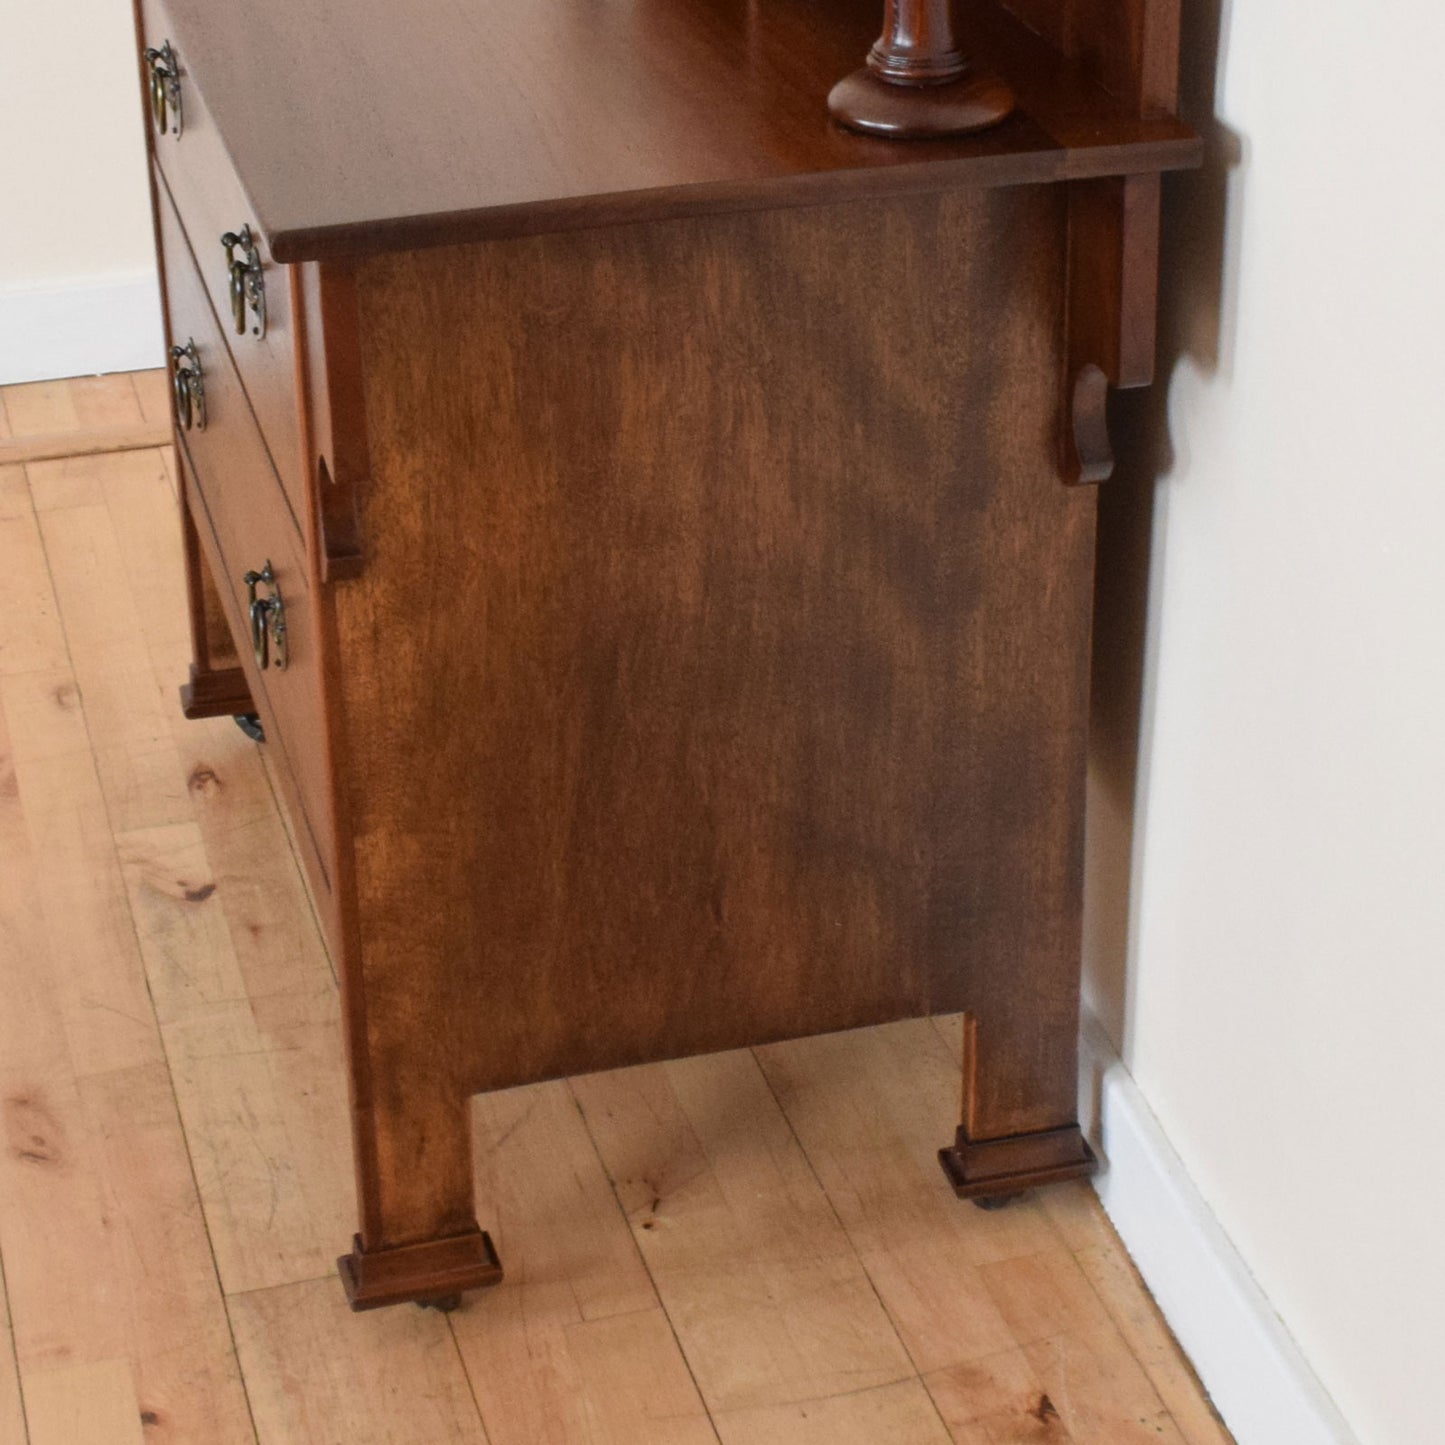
299, 263, 372, 580
828, 0, 1015, 138
1062, 174, 1163, 485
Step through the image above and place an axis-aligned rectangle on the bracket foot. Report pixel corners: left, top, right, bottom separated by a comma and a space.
338, 1228, 503, 1312
939, 1123, 1097, 1203
179, 663, 254, 721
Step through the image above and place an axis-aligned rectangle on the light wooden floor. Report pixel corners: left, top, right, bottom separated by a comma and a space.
0, 372, 1233, 1445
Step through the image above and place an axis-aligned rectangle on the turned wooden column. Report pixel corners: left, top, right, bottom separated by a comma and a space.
829, 0, 1014, 138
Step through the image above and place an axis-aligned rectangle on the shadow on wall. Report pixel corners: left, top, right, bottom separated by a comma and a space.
1082, 0, 1242, 1053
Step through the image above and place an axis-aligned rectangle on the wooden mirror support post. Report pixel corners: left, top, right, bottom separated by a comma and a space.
829, 0, 1014, 138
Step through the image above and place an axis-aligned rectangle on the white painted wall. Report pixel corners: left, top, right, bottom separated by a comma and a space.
0, 0, 161, 382
1086, 3, 1445, 1443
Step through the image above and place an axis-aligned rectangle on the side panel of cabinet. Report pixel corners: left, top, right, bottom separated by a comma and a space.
332, 188, 1093, 1138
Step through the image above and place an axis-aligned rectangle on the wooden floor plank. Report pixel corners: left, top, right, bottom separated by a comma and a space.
162, 985, 355, 1296
0, 486, 69, 679
171, 721, 338, 1004
0, 379, 168, 468
0, 668, 164, 1078
26, 451, 115, 512
753, 1021, 1054, 1375
1074, 1245, 1232, 1445
453, 1081, 715, 1444
923, 1346, 1074, 1444
1022, 1334, 1189, 1445
573, 1050, 916, 1417
977, 1248, 1118, 1348
21, 1360, 144, 1445
129, 371, 171, 430
36, 478, 193, 834
713, 1379, 954, 1445
0, 1257, 25, 1445
0, 383, 78, 440
93, 447, 191, 676
0, 625, 253, 1445
979, 1251, 1186, 1445
0, 716, 250, 1441
0, 1003, 252, 1443
228, 1278, 488, 1445
66, 375, 146, 433
115, 821, 252, 1025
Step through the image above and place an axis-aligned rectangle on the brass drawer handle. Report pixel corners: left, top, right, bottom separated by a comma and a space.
243, 561, 288, 671
144, 41, 183, 139
169, 339, 206, 431
221, 226, 267, 339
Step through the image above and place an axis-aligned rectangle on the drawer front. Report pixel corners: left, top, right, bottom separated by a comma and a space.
139, 0, 307, 531
158, 186, 336, 896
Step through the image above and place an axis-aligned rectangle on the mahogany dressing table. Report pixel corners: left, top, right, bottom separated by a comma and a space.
133, 0, 1198, 1309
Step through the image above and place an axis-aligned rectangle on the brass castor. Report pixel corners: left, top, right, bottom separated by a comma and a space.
234, 713, 265, 743
972, 1192, 1025, 1212
417, 1293, 463, 1313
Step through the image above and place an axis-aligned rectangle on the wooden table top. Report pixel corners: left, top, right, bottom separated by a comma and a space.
156, 0, 1199, 260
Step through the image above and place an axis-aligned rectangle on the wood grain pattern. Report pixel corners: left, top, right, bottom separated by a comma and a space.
453, 1081, 714, 1444
0, 424, 172, 467
572, 1052, 916, 1414
0, 686, 250, 1444
714, 1378, 954, 1444
755, 1022, 1051, 1372
1000, 0, 1181, 113
0, 375, 170, 467
35, 482, 195, 835
228, 1278, 488, 1444
348, 187, 1082, 1058
323, 185, 1101, 1259
0, 1260, 22, 1445
140, 0, 1196, 260
0, 667, 165, 1078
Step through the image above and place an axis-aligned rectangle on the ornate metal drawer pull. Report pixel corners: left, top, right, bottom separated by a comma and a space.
144, 41, 183, 139
169, 339, 206, 431
221, 226, 267, 338
243, 561, 288, 671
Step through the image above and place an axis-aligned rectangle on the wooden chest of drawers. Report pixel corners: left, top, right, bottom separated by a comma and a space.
133, 0, 1197, 1309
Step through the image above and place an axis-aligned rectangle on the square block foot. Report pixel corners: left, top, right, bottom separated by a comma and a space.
179, 664, 254, 720
938, 1123, 1097, 1201
338, 1227, 504, 1311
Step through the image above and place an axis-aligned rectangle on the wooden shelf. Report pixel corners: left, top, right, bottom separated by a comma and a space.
157, 0, 1200, 261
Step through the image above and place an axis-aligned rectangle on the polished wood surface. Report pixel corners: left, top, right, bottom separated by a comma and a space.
144, 0, 1197, 260
333, 187, 1099, 1261
0, 416, 1235, 1436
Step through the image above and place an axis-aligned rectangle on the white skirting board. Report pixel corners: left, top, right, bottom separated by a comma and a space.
1078, 1015, 1358, 1445
0, 272, 165, 387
